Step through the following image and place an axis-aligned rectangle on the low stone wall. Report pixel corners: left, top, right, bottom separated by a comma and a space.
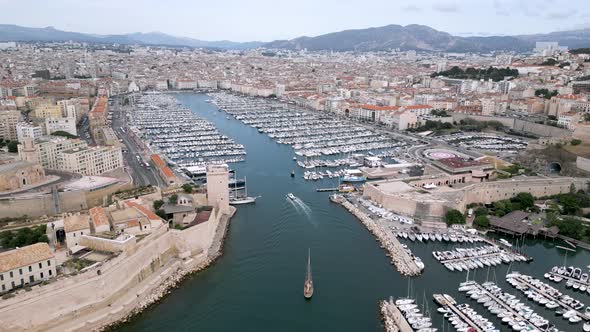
450, 113, 572, 138
80, 234, 137, 254
0, 179, 131, 219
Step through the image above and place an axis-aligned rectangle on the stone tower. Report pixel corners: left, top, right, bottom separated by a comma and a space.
206, 164, 229, 214
18, 137, 38, 164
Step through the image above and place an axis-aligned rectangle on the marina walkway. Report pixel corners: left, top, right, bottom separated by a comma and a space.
509, 273, 589, 321
433, 294, 484, 332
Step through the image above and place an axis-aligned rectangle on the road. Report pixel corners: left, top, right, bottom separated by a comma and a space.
109, 96, 165, 188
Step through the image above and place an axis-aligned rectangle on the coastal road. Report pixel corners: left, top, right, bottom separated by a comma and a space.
110, 96, 164, 188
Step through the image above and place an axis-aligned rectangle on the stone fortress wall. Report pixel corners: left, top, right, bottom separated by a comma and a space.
0, 206, 232, 332
364, 177, 586, 224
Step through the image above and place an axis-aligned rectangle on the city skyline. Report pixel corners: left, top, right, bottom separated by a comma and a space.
0, 0, 589, 42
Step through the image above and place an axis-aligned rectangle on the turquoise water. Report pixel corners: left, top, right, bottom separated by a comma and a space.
116, 94, 590, 332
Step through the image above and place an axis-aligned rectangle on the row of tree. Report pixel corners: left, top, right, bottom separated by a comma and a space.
0, 224, 49, 249
431, 66, 518, 82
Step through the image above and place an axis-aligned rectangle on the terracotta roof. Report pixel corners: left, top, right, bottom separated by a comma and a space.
125, 201, 161, 221
150, 154, 166, 168
89, 206, 109, 228
126, 219, 140, 228
405, 104, 433, 110
161, 166, 175, 178
360, 104, 400, 111
0, 243, 54, 273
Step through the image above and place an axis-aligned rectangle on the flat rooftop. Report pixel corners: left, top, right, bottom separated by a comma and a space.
65, 176, 119, 191
370, 180, 414, 194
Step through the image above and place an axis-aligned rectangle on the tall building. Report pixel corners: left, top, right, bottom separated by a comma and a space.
0, 110, 21, 141
18, 137, 86, 170
16, 122, 43, 142
45, 117, 77, 136
58, 145, 123, 176
206, 164, 229, 214
88, 97, 108, 141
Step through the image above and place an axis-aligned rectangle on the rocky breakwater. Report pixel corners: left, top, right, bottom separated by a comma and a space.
331, 195, 422, 276
380, 300, 401, 332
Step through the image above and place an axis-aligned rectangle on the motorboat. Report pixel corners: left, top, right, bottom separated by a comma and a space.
287, 193, 296, 200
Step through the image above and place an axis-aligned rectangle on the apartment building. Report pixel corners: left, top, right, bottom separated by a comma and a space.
31, 104, 62, 119
45, 117, 77, 136
0, 110, 21, 140
0, 243, 56, 293
58, 145, 123, 176
18, 137, 86, 169
16, 122, 43, 142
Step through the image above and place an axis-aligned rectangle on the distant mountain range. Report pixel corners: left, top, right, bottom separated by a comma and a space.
264, 24, 590, 52
0, 25, 263, 49
2, 24, 590, 52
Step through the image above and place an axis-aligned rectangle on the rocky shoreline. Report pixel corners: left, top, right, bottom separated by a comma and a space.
101, 210, 234, 331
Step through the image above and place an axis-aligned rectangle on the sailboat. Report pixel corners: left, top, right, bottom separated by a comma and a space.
229, 175, 258, 205
304, 249, 314, 299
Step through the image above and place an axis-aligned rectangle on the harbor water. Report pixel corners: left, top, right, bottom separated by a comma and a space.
116, 93, 590, 332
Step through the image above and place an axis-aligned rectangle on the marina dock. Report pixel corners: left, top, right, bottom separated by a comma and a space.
432, 294, 485, 332
459, 281, 555, 330
316, 187, 338, 192
506, 272, 589, 322
331, 195, 422, 276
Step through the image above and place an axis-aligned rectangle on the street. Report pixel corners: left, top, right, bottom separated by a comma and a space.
109, 96, 165, 187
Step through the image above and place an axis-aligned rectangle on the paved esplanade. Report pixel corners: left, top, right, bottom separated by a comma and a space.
116, 93, 590, 332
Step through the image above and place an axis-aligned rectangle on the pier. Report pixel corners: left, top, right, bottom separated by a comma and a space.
379, 299, 412, 332
507, 272, 589, 322
316, 187, 338, 192
547, 271, 590, 289
332, 195, 422, 276
432, 294, 485, 332
459, 281, 552, 330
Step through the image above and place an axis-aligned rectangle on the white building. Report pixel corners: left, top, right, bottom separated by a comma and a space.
18, 137, 87, 170
0, 243, 56, 293
58, 145, 123, 176
16, 122, 43, 142
45, 117, 77, 136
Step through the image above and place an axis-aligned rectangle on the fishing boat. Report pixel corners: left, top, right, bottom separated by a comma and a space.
304, 249, 314, 299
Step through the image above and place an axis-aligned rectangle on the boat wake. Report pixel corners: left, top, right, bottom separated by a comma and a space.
287, 196, 313, 221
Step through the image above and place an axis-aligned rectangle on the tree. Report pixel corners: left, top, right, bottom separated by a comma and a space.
474, 207, 488, 217
168, 194, 178, 205
513, 192, 534, 209
558, 194, 581, 215
445, 209, 465, 226
155, 209, 167, 220
493, 200, 512, 217
571, 139, 582, 146
153, 200, 164, 210
7, 141, 18, 153
182, 183, 193, 194
474, 215, 490, 229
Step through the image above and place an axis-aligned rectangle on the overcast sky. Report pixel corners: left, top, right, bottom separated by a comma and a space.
0, 0, 588, 41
